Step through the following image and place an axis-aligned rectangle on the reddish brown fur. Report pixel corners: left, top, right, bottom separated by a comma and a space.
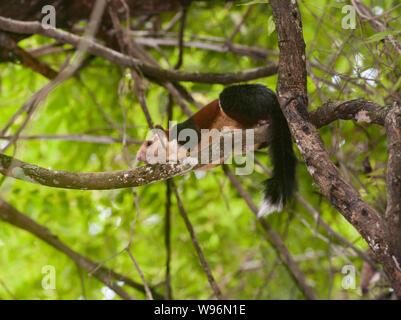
191, 99, 258, 131
137, 98, 265, 167
188, 99, 264, 170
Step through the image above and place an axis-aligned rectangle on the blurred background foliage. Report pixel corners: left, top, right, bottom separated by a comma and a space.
0, 0, 400, 299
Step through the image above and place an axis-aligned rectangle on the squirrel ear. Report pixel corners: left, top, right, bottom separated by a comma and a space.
153, 124, 169, 139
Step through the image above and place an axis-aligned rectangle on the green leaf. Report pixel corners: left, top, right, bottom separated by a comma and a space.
364, 30, 400, 43
267, 15, 275, 36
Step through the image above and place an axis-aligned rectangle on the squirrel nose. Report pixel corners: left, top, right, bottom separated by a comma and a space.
136, 152, 146, 163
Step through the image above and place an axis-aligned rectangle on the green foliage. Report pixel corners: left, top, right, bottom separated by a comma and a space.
0, 0, 400, 300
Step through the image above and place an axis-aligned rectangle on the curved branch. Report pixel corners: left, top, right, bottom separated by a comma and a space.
0, 16, 277, 84
269, 0, 401, 297
0, 151, 196, 190
0, 99, 387, 190
0, 125, 270, 189
310, 99, 388, 128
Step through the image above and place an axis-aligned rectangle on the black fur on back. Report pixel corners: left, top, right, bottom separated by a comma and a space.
219, 84, 278, 120
170, 118, 200, 151
220, 84, 297, 210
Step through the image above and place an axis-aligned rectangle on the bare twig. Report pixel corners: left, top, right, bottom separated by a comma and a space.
171, 180, 224, 300
0, 278, 17, 300
0, 0, 107, 152
0, 134, 141, 145
164, 11, 184, 32
0, 198, 163, 300
126, 248, 154, 300
222, 165, 317, 300
133, 36, 277, 61
226, 4, 253, 44
0, 16, 277, 85
174, 8, 187, 70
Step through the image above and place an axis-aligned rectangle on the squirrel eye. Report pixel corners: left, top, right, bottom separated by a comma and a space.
146, 140, 153, 147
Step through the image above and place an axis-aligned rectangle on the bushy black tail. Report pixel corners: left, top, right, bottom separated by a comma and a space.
219, 84, 296, 216
259, 96, 297, 216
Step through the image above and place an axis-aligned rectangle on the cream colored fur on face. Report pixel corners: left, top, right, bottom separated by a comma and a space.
139, 133, 189, 165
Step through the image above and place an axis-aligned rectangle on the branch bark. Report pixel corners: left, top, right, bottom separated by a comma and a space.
0, 16, 277, 85
384, 106, 401, 274
0, 31, 58, 79
0, 125, 270, 189
0, 99, 387, 190
269, 0, 401, 297
309, 99, 388, 128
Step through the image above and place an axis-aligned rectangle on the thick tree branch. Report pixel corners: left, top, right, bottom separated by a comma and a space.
0, 99, 387, 189
384, 106, 401, 270
269, 0, 401, 297
0, 151, 196, 190
309, 99, 388, 128
385, 107, 401, 221
0, 125, 269, 189
254, 158, 379, 270
0, 31, 58, 79
0, 16, 277, 84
